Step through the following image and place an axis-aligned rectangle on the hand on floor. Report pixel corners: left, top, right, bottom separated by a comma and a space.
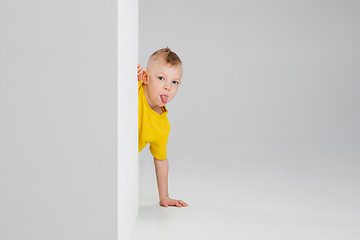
160, 196, 188, 208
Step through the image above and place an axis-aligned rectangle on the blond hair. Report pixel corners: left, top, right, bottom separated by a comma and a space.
148, 47, 182, 67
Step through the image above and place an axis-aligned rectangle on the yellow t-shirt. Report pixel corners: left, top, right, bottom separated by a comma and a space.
138, 81, 170, 160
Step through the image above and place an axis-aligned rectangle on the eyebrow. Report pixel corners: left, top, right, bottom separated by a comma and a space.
160, 72, 168, 77
160, 72, 181, 81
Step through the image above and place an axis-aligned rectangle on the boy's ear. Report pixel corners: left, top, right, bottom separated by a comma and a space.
142, 70, 149, 84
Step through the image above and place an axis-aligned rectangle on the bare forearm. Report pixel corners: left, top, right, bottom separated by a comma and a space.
154, 157, 169, 199
153, 157, 188, 208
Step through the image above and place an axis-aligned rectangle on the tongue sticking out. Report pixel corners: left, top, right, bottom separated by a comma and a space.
160, 95, 168, 104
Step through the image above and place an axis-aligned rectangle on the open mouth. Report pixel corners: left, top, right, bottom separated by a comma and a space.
160, 95, 168, 104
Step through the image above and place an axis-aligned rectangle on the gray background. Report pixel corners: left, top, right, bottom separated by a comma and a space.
0, 1, 118, 239
134, 0, 360, 239
139, 0, 359, 184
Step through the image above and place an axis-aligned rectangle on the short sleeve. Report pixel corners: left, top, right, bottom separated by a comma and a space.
138, 81, 143, 92
149, 132, 169, 160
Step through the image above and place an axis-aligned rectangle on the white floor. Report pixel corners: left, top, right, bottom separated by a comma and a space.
130, 152, 360, 240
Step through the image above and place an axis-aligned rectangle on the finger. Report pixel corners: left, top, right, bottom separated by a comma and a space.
179, 200, 188, 207
176, 202, 182, 208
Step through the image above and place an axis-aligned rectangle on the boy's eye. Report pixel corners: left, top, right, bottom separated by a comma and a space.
158, 77, 164, 80
172, 81, 179, 85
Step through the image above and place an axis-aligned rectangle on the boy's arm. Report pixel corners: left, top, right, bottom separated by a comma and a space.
154, 157, 188, 208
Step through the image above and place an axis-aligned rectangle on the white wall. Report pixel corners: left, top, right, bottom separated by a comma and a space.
0, 1, 138, 239
118, 0, 139, 239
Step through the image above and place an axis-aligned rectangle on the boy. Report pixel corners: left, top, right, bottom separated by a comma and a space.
137, 47, 188, 208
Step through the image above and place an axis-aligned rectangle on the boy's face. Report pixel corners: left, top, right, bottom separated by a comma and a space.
142, 61, 182, 109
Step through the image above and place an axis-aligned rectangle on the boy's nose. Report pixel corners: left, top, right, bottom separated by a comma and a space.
164, 83, 170, 90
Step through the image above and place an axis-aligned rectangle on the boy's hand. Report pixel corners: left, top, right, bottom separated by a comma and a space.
137, 63, 143, 81
160, 196, 188, 208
